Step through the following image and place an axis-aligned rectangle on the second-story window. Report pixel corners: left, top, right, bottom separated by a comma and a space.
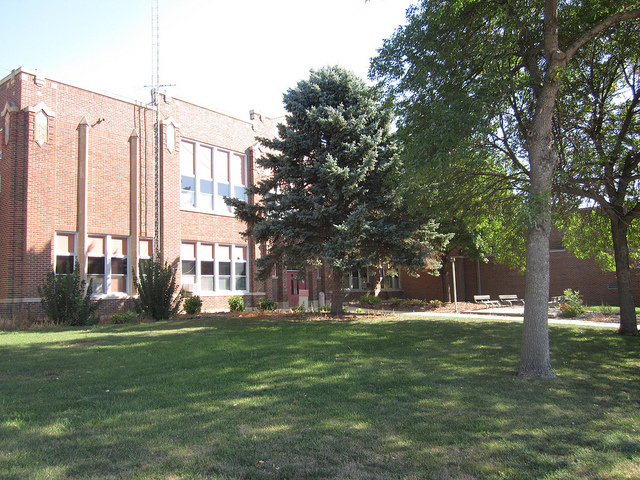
180, 139, 247, 214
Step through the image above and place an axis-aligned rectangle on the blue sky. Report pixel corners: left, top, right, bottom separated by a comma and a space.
3, 0, 414, 119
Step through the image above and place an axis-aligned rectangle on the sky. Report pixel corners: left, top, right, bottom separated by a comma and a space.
2, 0, 415, 119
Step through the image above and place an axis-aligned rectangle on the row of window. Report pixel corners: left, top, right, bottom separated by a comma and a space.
180, 139, 247, 214
55, 233, 249, 296
55, 233, 152, 295
181, 242, 247, 293
345, 268, 401, 290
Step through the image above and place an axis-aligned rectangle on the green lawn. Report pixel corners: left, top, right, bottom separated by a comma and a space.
1, 315, 639, 479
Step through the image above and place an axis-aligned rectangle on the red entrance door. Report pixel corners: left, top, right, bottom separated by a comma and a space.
287, 271, 307, 307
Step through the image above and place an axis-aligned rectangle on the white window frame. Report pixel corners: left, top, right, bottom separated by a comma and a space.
87, 235, 130, 296
54, 232, 77, 275
180, 242, 249, 295
345, 268, 370, 290
180, 139, 247, 215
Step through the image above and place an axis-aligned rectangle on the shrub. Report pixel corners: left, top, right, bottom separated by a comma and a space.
134, 259, 183, 320
429, 299, 443, 309
387, 297, 405, 308
229, 295, 245, 312
291, 305, 306, 313
110, 311, 140, 324
318, 305, 330, 312
38, 262, 100, 326
359, 294, 382, 308
408, 299, 427, 307
257, 298, 277, 311
183, 295, 203, 315
560, 288, 586, 318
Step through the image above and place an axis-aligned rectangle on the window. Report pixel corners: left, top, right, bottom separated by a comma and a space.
87, 236, 106, 293
385, 274, 401, 290
181, 242, 196, 286
180, 242, 249, 294
345, 269, 370, 290
138, 239, 153, 276
234, 246, 247, 291
180, 139, 247, 214
110, 238, 128, 293
87, 235, 129, 295
55, 233, 76, 275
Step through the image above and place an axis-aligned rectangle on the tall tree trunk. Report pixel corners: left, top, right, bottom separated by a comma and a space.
609, 214, 638, 336
520, 135, 556, 377
519, 0, 560, 378
330, 268, 345, 316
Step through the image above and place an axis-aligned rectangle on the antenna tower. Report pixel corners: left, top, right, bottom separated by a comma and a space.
151, 0, 161, 259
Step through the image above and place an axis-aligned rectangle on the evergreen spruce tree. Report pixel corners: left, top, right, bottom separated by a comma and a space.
226, 67, 449, 315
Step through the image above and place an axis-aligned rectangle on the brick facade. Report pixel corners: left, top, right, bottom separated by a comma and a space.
400, 230, 636, 307
1, 67, 633, 320
0, 68, 287, 317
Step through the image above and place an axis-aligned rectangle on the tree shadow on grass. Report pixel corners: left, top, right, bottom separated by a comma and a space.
1, 318, 639, 479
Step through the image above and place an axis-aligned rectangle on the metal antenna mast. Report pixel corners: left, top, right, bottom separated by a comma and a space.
152, 0, 161, 259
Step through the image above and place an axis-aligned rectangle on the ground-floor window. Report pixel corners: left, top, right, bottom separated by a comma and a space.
87, 235, 129, 294
181, 242, 248, 294
345, 268, 370, 290
55, 232, 76, 274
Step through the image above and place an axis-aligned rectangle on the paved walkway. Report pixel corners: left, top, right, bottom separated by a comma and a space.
352, 306, 619, 328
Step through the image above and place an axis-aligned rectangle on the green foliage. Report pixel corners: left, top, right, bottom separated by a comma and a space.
359, 294, 382, 308
134, 259, 183, 321
560, 289, 586, 318
228, 295, 245, 312
318, 305, 330, 312
226, 66, 450, 314
291, 305, 306, 313
110, 311, 140, 325
429, 299, 443, 309
38, 262, 100, 326
370, 1, 640, 273
257, 298, 278, 312
183, 295, 203, 315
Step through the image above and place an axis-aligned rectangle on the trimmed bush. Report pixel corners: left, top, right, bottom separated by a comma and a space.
257, 298, 277, 311
359, 294, 383, 308
111, 311, 140, 325
38, 262, 100, 326
183, 295, 203, 315
134, 259, 183, 320
229, 295, 245, 312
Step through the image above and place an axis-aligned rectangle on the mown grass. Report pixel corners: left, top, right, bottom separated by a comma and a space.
1, 315, 639, 479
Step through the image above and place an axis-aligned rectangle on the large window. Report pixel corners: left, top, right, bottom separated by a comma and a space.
181, 242, 248, 294
345, 269, 370, 290
180, 139, 247, 214
87, 235, 129, 295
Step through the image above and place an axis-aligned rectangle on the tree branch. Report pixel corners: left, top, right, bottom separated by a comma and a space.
565, 8, 640, 61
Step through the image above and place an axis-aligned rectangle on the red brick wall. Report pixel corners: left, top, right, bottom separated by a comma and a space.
0, 69, 281, 317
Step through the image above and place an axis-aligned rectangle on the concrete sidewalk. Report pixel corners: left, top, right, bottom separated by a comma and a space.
406, 308, 619, 328
351, 306, 619, 328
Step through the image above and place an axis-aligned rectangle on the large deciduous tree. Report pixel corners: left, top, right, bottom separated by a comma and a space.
226, 66, 449, 315
553, 20, 640, 335
371, 1, 640, 376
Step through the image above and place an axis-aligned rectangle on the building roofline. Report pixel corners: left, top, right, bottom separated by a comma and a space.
1, 66, 285, 124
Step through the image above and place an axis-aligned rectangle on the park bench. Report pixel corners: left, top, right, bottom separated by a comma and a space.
474, 295, 501, 308
499, 294, 524, 306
